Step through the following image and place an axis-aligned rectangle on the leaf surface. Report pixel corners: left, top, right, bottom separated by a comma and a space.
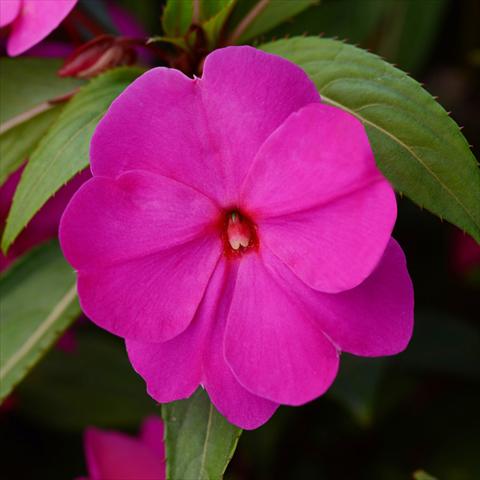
0, 105, 62, 185
226, 0, 317, 44
163, 389, 242, 480
0, 241, 80, 401
18, 330, 156, 430
261, 37, 480, 242
0, 58, 83, 126
2, 67, 144, 252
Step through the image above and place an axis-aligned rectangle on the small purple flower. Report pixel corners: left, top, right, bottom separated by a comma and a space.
0, 0, 77, 56
60, 46, 414, 429
78, 417, 165, 480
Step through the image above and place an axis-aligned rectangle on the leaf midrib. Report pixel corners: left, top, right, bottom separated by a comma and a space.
198, 402, 214, 479
0, 283, 77, 384
320, 94, 480, 233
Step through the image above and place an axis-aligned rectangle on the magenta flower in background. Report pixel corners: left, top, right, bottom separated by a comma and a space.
0, 165, 89, 272
0, 0, 77, 56
60, 46, 414, 429
77, 416, 165, 480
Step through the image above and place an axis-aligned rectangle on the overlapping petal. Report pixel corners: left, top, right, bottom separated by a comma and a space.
7, 0, 77, 56
60, 171, 221, 340
242, 103, 396, 293
263, 239, 413, 357
202, 261, 278, 429
60, 170, 219, 270
312, 239, 414, 356
91, 46, 320, 205
126, 260, 226, 402
76, 235, 220, 343
225, 251, 340, 406
57, 45, 414, 430
128, 259, 278, 429
200, 46, 320, 200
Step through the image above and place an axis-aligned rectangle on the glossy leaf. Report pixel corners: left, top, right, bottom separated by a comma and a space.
162, 0, 195, 37
18, 329, 156, 431
261, 37, 480, 242
0, 58, 82, 126
158, 0, 236, 54
203, 0, 237, 49
269, 0, 389, 44
2, 66, 144, 253
162, 0, 232, 37
0, 105, 62, 185
163, 388, 242, 480
226, 0, 317, 44
0, 241, 80, 402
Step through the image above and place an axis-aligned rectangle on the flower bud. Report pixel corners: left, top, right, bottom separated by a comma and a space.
58, 34, 136, 79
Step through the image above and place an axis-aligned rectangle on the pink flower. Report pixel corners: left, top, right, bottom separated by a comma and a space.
60, 47, 414, 429
0, 165, 89, 272
78, 416, 165, 480
0, 0, 77, 56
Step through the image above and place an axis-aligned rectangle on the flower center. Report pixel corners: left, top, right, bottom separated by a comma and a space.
222, 210, 258, 256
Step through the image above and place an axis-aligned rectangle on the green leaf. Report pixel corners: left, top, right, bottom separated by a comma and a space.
148, 35, 189, 52
18, 329, 156, 431
162, 388, 242, 480
162, 0, 196, 37
0, 241, 80, 402
268, 0, 389, 44
0, 105, 62, 185
0, 58, 83, 126
162, 0, 232, 37
1, 66, 144, 253
261, 37, 480, 242
226, 0, 318, 45
159, 0, 236, 54
203, 0, 237, 49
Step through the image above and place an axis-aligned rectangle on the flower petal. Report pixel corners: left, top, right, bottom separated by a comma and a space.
84, 427, 165, 480
125, 259, 228, 401
312, 239, 414, 356
260, 239, 413, 357
91, 46, 319, 205
0, 0, 20, 28
60, 170, 219, 270
202, 260, 278, 429
90, 67, 229, 202
224, 251, 339, 406
204, 357, 279, 430
127, 258, 277, 429
7, 0, 77, 56
242, 103, 396, 293
199, 46, 321, 201
77, 235, 221, 343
